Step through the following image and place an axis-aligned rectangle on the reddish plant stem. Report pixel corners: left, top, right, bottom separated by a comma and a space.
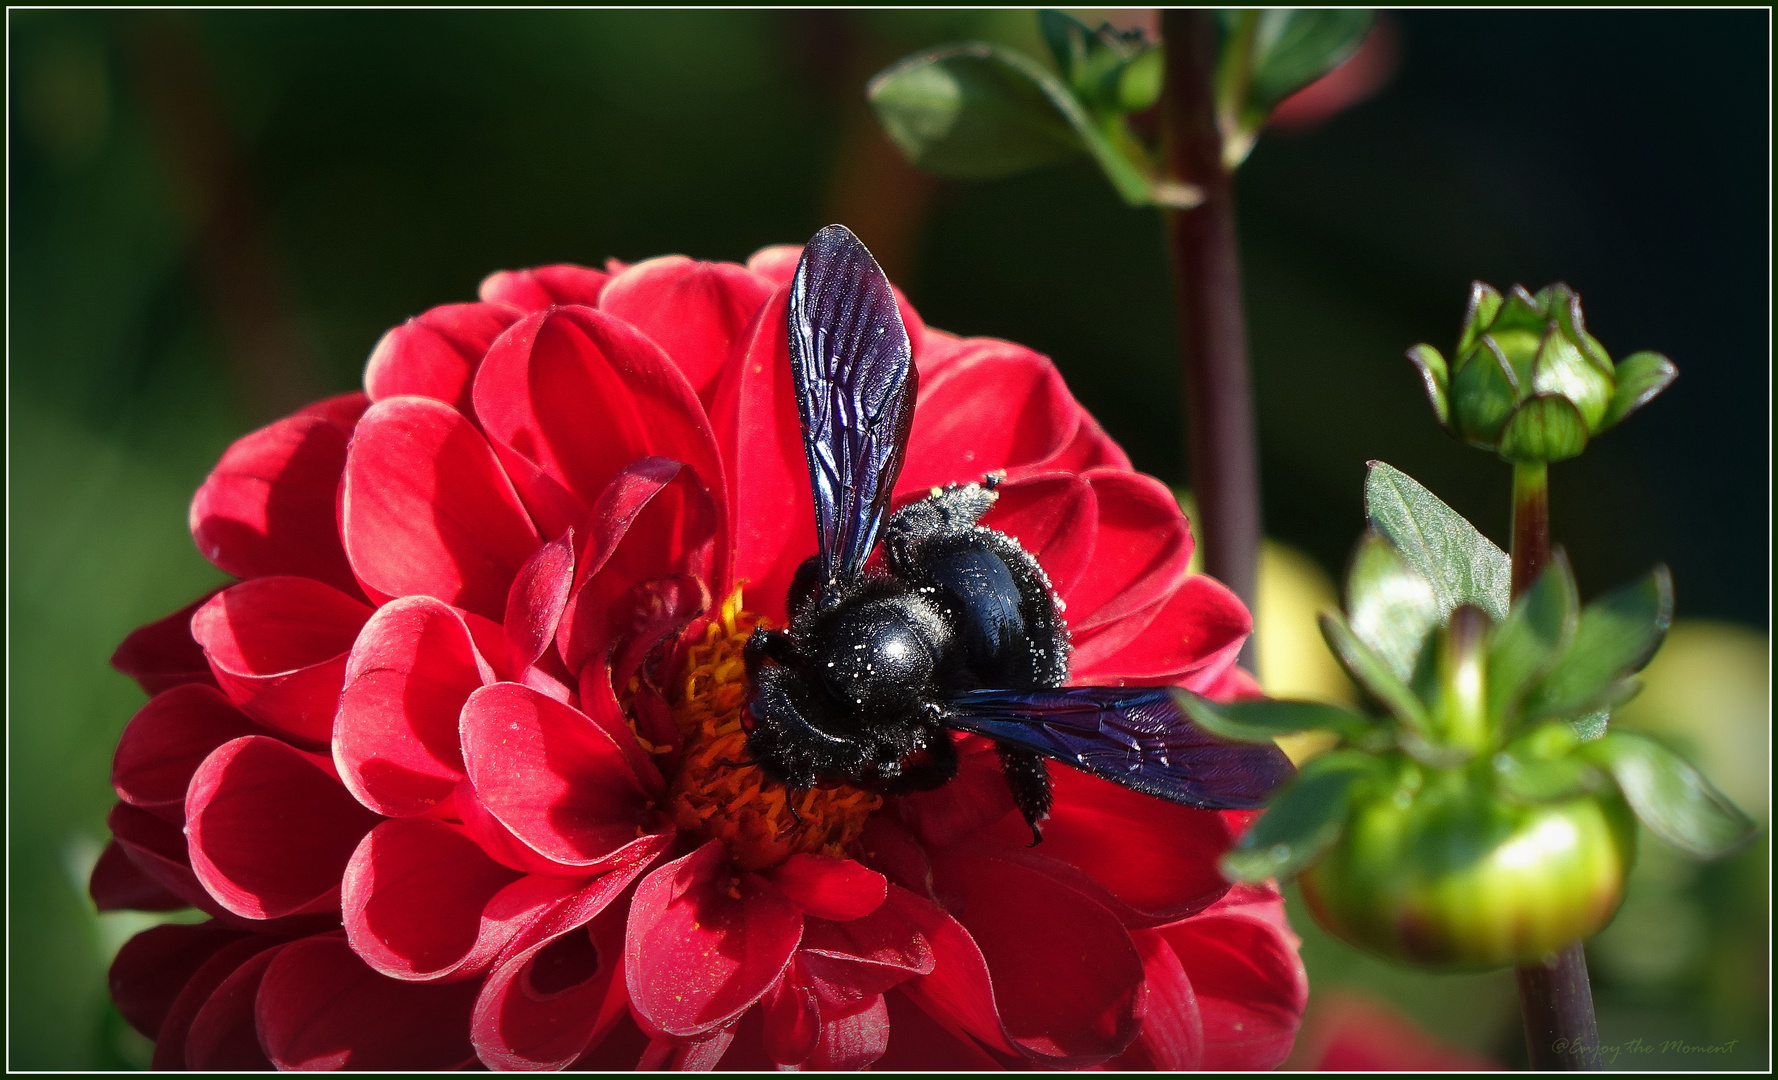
1160, 10, 1261, 663
1510, 459, 1600, 1071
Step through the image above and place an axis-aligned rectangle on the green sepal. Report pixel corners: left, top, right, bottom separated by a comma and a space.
1539, 283, 1614, 375
1450, 339, 1522, 446
1345, 530, 1440, 682
1497, 394, 1590, 463
1487, 551, 1579, 731
1406, 344, 1450, 426
1173, 689, 1378, 744
1220, 750, 1382, 883
867, 42, 1183, 207
1363, 462, 1511, 621
1582, 729, 1755, 859
1597, 351, 1678, 432
1456, 281, 1503, 360
1494, 751, 1596, 804
1525, 565, 1673, 721
1320, 613, 1434, 738
1529, 326, 1612, 431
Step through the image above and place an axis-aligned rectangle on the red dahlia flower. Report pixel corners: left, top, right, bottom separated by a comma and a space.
96, 245, 1307, 1070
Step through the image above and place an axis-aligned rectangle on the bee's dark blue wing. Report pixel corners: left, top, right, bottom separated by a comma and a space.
788, 225, 917, 604
943, 686, 1294, 809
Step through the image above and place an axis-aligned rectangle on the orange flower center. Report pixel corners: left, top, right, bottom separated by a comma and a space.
666, 586, 881, 872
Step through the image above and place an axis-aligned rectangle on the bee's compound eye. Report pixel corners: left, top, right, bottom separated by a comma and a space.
818, 601, 933, 717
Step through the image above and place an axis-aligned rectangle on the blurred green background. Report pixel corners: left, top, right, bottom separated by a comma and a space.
8, 8, 1768, 1070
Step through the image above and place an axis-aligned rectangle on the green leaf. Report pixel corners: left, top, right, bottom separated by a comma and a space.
1173, 689, 1376, 744
1487, 552, 1579, 730
868, 42, 1184, 208
869, 43, 1085, 180
1406, 344, 1449, 426
1243, 9, 1374, 110
1220, 750, 1380, 882
1345, 530, 1439, 681
1320, 613, 1434, 738
1597, 351, 1678, 432
1529, 327, 1612, 431
1457, 281, 1504, 359
1584, 730, 1755, 859
1449, 339, 1522, 446
1525, 565, 1673, 721
1497, 394, 1589, 463
1363, 461, 1511, 621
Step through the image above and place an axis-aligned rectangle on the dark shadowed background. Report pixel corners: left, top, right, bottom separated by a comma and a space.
9, 8, 1768, 1069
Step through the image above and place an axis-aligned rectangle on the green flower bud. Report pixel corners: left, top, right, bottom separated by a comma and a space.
1298, 758, 1637, 968
1409, 282, 1677, 463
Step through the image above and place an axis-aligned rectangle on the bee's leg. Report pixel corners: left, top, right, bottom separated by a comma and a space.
995, 745, 1053, 846
744, 627, 799, 679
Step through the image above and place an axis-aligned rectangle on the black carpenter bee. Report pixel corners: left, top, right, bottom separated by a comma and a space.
742, 225, 1290, 842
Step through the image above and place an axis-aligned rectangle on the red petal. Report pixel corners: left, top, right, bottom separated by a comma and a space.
109, 801, 220, 915
340, 396, 542, 619
745, 245, 802, 285
113, 683, 260, 822
899, 340, 1078, 494
1155, 886, 1308, 1071
1045, 406, 1132, 474
706, 285, 811, 623
926, 843, 1145, 1065
805, 993, 893, 1069
1300, 991, 1499, 1071
980, 767, 1236, 925
334, 596, 494, 817
478, 263, 611, 311
184, 942, 287, 1069
472, 306, 728, 555
761, 854, 887, 921
980, 472, 1097, 598
111, 592, 222, 696
877, 987, 1007, 1069
799, 891, 938, 1007
189, 409, 361, 597
186, 736, 381, 920
1198, 661, 1265, 703
1060, 469, 1192, 635
295, 391, 372, 431
1110, 928, 1204, 1070
470, 853, 666, 1070
257, 933, 480, 1069
364, 301, 520, 414
624, 841, 804, 1037
192, 576, 372, 743
558, 458, 717, 675
503, 529, 575, 674
108, 921, 248, 1039
600, 256, 774, 403
90, 838, 188, 911
150, 934, 284, 1070
1071, 573, 1250, 687
342, 818, 523, 981
761, 967, 821, 1066
880, 887, 1015, 1057
459, 682, 653, 869
890, 737, 1014, 851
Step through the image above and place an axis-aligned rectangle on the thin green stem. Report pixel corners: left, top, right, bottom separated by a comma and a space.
1509, 457, 1600, 1071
